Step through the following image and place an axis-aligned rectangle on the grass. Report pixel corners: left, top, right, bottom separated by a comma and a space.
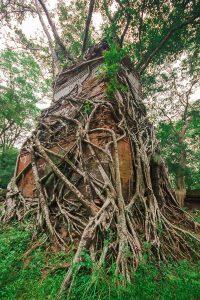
193, 209, 200, 223
0, 220, 200, 300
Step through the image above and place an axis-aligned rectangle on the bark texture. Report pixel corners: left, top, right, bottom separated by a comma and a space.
2, 44, 199, 294
175, 128, 187, 207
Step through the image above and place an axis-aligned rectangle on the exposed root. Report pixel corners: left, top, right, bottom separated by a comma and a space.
3, 57, 200, 297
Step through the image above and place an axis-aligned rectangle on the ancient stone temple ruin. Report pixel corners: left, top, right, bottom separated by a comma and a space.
14, 49, 141, 207
4, 44, 199, 285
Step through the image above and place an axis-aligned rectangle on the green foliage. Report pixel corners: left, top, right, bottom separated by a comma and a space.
0, 222, 200, 300
0, 49, 40, 127
149, 56, 200, 191
2, 0, 200, 81
157, 108, 200, 190
102, 43, 127, 98
58, 0, 94, 62
192, 210, 200, 223
0, 223, 67, 300
0, 147, 18, 189
68, 260, 200, 300
83, 101, 93, 115
101, 1, 200, 74
0, 48, 49, 152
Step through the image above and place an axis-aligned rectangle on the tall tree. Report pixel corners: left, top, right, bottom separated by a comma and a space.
148, 57, 200, 205
0, 48, 48, 188
2, 0, 200, 297
0, 49, 42, 148
37, 0, 74, 63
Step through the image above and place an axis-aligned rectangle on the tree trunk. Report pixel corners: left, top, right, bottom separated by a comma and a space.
176, 164, 186, 208
2, 43, 199, 294
175, 133, 187, 207
37, 0, 74, 63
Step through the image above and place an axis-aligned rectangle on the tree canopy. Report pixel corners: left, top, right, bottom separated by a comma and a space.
1, 1, 199, 74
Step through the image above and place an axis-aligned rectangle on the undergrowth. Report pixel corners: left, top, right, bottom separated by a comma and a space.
0, 221, 200, 300
193, 209, 200, 223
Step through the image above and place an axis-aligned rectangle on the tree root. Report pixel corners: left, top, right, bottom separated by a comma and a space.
3, 59, 200, 298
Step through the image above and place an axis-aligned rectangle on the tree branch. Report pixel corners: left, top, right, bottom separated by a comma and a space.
120, 14, 131, 46
37, 0, 74, 63
138, 14, 200, 74
183, 79, 198, 122
82, 0, 95, 55
114, 0, 132, 46
0, 120, 14, 139
102, 0, 113, 23
138, 0, 146, 59
34, 0, 59, 76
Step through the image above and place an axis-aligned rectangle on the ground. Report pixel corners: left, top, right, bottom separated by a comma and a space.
0, 210, 200, 300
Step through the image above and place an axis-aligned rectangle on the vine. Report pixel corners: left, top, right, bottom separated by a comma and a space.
3, 42, 200, 298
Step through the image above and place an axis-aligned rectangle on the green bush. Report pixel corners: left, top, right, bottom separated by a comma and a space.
0, 148, 18, 189
0, 222, 199, 300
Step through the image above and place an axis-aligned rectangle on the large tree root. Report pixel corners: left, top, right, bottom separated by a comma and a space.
2, 58, 200, 297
